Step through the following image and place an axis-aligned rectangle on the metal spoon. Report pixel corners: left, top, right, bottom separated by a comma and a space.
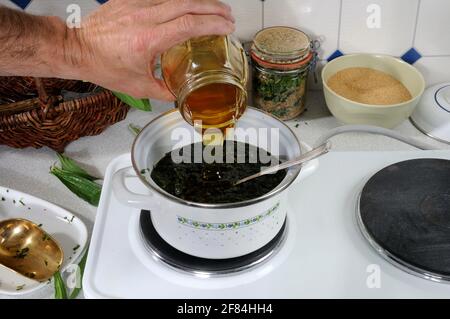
235, 141, 332, 185
0, 218, 63, 282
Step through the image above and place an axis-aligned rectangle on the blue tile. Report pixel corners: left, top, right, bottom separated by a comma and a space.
327, 50, 344, 62
401, 48, 422, 65
9, 0, 32, 9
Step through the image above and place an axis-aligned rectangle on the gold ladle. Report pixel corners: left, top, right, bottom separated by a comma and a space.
0, 218, 63, 282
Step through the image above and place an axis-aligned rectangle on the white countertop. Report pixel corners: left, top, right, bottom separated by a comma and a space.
0, 90, 449, 299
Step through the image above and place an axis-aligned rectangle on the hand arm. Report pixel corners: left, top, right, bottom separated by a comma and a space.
0, 6, 78, 79
0, 0, 235, 101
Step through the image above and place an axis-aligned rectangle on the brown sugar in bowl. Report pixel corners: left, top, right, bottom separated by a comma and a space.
322, 54, 425, 128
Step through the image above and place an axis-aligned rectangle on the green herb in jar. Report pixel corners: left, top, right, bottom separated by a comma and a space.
253, 68, 307, 120
251, 26, 314, 121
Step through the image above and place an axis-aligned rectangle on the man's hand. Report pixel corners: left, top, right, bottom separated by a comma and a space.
0, 0, 235, 101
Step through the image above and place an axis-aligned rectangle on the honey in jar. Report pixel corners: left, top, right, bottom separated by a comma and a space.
161, 35, 248, 133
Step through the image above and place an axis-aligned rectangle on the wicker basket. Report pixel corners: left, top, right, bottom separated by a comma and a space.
0, 77, 129, 152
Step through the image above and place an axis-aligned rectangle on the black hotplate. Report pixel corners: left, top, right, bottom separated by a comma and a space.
358, 158, 450, 282
139, 210, 287, 276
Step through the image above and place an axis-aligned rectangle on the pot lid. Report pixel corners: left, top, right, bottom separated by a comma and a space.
410, 83, 450, 144
251, 26, 311, 64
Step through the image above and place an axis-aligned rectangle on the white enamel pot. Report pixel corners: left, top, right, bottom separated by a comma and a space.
112, 108, 318, 259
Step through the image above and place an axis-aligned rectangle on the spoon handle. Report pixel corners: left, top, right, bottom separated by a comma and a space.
235, 141, 331, 185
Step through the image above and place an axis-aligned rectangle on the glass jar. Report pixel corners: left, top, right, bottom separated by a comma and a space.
161, 35, 248, 132
251, 27, 315, 121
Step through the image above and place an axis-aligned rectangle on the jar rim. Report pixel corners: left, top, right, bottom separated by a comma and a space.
251, 26, 311, 64
251, 50, 314, 71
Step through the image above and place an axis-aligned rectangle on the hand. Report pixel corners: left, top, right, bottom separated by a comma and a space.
68, 0, 235, 100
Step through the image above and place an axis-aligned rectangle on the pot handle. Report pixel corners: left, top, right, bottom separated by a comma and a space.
112, 166, 160, 210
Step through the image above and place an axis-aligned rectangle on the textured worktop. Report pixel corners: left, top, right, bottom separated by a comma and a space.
0, 90, 448, 298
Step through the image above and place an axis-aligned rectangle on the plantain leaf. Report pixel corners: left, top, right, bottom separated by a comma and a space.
57, 153, 99, 181
50, 166, 102, 206
113, 92, 151, 111
69, 248, 89, 299
54, 271, 68, 299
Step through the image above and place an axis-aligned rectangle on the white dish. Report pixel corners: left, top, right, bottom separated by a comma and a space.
411, 83, 450, 144
0, 187, 88, 296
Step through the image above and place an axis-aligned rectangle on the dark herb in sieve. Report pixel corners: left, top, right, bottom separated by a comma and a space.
150, 141, 287, 204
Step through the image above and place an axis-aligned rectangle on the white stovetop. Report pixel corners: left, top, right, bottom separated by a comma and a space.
84, 151, 450, 298
0, 91, 449, 298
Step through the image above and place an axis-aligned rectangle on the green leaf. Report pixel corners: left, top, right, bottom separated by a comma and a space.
69, 248, 89, 299
50, 167, 102, 206
54, 271, 68, 299
113, 92, 151, 111
56, 153, 99, 181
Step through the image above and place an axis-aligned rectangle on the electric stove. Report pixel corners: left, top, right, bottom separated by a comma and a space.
84, 151, 450, 298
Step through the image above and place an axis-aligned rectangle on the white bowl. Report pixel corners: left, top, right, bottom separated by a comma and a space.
411, 83, 450, 144
322, 54, 425, 128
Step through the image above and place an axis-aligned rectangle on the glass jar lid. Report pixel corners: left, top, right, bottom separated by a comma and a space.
251, 26, 311, 64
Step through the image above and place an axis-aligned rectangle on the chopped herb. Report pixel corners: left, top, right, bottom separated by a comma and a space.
128, 123, 142, 136
70, 216, 75, 223
253, 67, 308, 120
6, 189, 9, 192
42, 234, 50, 241
27, 207, 31, 210
38, 223, 43, 227
14, 247, 29, 259
151, 142, 287, 203
12, 200, 15, 204
73, 244, 80, 251
140, 168, 150, 175
295, 123, 300, 128
19, 199, 25, 206
16, 284, 25, 291
1, 197, 5, 201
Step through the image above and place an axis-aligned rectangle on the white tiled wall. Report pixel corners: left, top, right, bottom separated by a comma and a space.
1, 0, 450, 86
264, 0, 341, 60
340, 0, 418, 56
415, 0, 450, 56
415, 57, 450, 86
222, 0, 262, 41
